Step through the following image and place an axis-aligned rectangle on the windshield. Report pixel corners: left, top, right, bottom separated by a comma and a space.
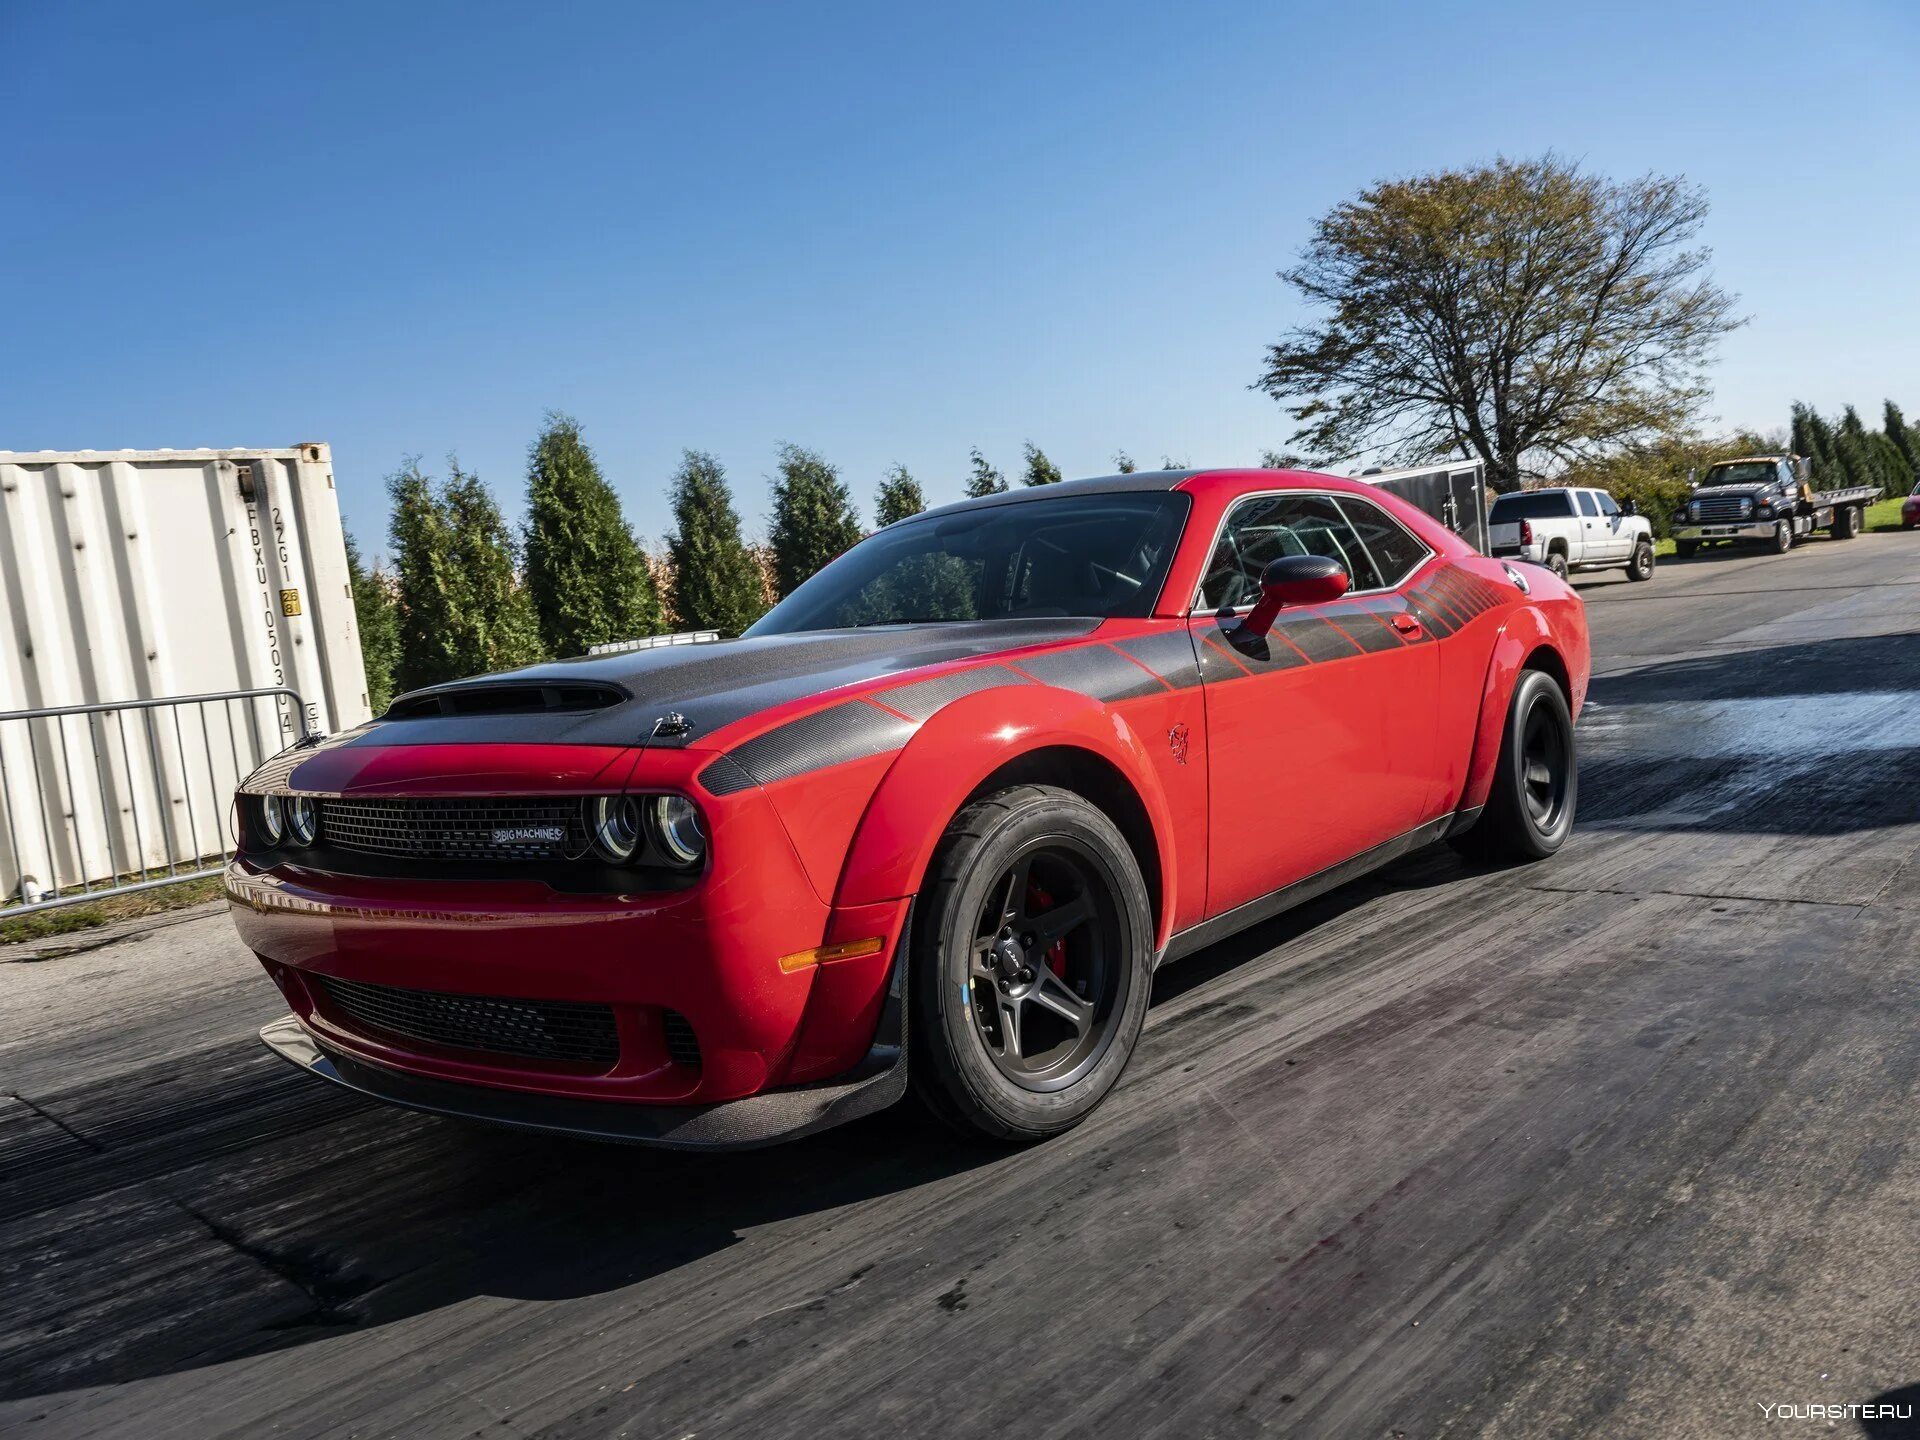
1702, 462, 1778, 487
1488, 492, 1574, 522
746, 491, 1191, 635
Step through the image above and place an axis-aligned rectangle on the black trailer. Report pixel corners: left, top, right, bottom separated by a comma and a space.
1353, 461, 1489, 554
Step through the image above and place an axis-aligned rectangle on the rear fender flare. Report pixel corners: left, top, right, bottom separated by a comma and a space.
1459, 607, 1566, 814
832, 686, 1180, 950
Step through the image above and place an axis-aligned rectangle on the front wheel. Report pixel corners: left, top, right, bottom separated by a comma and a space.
1626, 539, 1655, 581
1772, 519, 1794, 554
1674, 540, 1698, 559
910, 784, 1153, 1142
1450, 670, 1577, 863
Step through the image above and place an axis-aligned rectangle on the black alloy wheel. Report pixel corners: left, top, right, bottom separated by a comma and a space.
1449, 668, 1578, 863
966, 842, 1125, 1090
911, 784, 1152, 1141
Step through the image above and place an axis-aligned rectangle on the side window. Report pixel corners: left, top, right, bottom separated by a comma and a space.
1596, 492, 1620, 517
1331, 496, 1428, 587
1199, 494, 1388, 609
1576, 491, 1599, 517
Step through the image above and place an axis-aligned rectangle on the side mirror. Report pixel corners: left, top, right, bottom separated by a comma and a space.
1619, 498, 1638, 516
1239, 555, 1349, 638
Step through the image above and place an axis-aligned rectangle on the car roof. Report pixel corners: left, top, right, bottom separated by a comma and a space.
908, 470, 1199, 525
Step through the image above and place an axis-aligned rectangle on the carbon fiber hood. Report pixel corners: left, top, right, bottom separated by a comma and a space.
343, 619, 1102, 748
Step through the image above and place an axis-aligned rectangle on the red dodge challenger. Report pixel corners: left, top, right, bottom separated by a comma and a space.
230, 468, 1589, 1147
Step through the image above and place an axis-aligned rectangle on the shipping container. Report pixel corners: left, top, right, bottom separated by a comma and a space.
0, 445, 369, 900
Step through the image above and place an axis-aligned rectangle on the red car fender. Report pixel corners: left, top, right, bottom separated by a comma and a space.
832, 684, 1182, 948
1457, 602, 1586, 815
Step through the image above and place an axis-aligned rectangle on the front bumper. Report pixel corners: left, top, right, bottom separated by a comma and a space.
260, 1007, 906, 1150
1671, 520, 1776, 541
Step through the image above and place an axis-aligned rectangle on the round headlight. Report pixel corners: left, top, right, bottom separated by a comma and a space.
648, 795, 706, 868
286, 795, 319, 847
257, 794, 285, 847
590, 795, 644, 863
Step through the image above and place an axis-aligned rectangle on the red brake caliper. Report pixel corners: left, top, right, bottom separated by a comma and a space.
1026, 881, 1069, 977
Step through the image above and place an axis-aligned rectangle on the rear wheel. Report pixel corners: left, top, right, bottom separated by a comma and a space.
1834, 505, 1860, 540
1544, 549, 1569, 580
910, 784, 1152, 1142
1626, 539, 1655, 581
1450, 670, 1577, 863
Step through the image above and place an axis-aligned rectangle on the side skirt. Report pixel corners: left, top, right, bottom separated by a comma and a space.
1158, 814, 1458, 967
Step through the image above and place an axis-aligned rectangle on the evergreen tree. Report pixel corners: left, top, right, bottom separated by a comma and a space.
441, 460, 545, 675
965, 448, 1007, 497
343, 530, 401, 714
874, 464, 926, 526
1789, 402, 1821, 476
387, 457, 457, 692
1884, 401, 1920, 481
1112, 450, 1137, 474
386, 457, 543, 689
523, 412, 661, 657
768, 444, 862, 595
1021, 442, 1063, 486
667, 451, 767, 635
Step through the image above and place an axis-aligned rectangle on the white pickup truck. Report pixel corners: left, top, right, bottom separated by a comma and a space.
1488, 487, 1656, 582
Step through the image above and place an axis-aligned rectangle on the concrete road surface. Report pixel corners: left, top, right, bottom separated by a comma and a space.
4, 532, 1918, 1439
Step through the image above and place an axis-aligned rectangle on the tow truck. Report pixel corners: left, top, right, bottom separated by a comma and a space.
1671, 455, 1881, 558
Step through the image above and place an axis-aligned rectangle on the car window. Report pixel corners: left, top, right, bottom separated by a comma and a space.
1331, 496, 1428, 587
748, 492, 1190, 633
1199, 493, 1394, 609
1576, 492, 1599, 517
1488, 491, 1574, 521
1596, 492, 1620, 517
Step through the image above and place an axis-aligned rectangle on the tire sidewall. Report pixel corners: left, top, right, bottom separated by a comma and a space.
916, 791, 1153, 1137
1629, 540, 1654, 580
1547, 551, 1569, 580
1498, 671, 1578, 858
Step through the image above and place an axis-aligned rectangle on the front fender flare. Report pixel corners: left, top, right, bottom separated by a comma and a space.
831, 686, 1181, 950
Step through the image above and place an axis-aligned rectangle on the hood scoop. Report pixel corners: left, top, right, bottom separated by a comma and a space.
385, 682, 627, 720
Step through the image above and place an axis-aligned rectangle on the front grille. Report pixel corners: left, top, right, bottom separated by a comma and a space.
1693, 495, 1751, 523
314, 975, 620, 1066
318, 797, 590, 861
662, 1009, 702, 1069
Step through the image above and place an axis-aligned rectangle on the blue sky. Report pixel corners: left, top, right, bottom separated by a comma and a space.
5, 0, 1916, 555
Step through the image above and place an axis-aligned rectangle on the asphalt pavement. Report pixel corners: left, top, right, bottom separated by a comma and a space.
4, 532, 1918, 1439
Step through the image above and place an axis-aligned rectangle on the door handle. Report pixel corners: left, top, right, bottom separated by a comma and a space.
1391, 613, 1423, 638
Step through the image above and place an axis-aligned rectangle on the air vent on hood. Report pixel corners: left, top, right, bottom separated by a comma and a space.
385, 683, 626, 720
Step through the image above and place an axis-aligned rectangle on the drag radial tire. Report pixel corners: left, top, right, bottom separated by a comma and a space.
909, 784, 1153, 1143
1450, 669, 1578, 863
1627, 539, 1655, 581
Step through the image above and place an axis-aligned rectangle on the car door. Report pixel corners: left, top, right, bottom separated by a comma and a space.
1594, 491, 1633, 560
1188, 490, 1441, 920
1573, 490, 1609, 562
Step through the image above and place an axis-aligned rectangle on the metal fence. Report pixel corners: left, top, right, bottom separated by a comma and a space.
0, 687, 313, 914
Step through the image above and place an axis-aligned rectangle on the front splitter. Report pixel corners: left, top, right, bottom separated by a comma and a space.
259, 1014, 907, 1150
